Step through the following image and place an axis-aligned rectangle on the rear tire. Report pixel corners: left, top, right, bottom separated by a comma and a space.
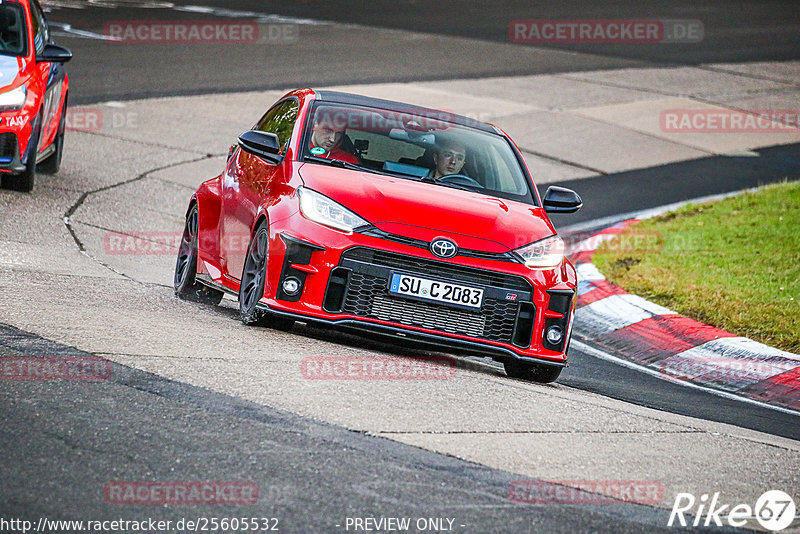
239, 221, 295, 331
5, 111, 41, 192
39, 95, 67, 175
503, 359, 562, 383
174, 204, 224, 305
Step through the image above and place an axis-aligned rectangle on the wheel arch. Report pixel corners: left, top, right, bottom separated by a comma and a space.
21, 106, 43, 166
193, 177, 223, 263
251, 210, 269, 235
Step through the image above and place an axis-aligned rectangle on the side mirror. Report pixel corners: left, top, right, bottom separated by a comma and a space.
36, 44, 72, 63
238, 130, 281, 162
543, 186, 582, 214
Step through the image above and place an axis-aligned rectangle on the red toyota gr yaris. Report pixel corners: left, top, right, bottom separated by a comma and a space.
175, 89, 582, 382
0, 0, 71, 192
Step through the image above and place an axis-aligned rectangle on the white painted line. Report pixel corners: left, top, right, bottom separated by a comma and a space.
576, 263, 605, 282
173, 5, 322, 25
571, 339, 800, 417
576, 293, 675, 337
50, 22, 121, 41
696, 337, 800, 362
658, 338, 800, 390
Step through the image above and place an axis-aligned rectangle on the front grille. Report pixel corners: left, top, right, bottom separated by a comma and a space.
359, 226, 519, 263
343, 247, 531, 291
335, 249, 532, 345
371, 294, 486, 338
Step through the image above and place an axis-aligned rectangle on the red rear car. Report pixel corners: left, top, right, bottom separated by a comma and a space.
0, 0, 71, 192
175, 89, 583, 383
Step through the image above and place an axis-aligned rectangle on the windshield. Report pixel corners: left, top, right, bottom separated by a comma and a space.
0, 4, 27, 57
301, 102, 537, 205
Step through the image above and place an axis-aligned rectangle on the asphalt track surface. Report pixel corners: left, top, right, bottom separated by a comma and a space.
1, 323, 718, 533
49, 0, 800, 104
41, 0, 800, 428
1, 1, 799, 532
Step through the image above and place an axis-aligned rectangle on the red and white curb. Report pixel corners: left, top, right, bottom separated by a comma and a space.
566, 219, 800, 413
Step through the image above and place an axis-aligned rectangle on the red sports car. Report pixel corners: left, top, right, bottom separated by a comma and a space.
0, 0, 71, 192
175, 89, 582, 382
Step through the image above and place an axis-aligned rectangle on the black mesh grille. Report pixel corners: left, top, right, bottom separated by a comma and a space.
339, 268, 521, 343
0, 133, 17, 158
342, 247, 531, 291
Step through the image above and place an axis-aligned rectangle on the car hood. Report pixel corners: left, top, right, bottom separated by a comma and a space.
298, 163, 555, 253
0, 55, 25, 92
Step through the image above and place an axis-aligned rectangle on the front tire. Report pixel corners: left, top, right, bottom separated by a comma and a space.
503, 359, 562, 383
5, 111, 41, 192
174, 204, 224, 305
239, 222, 294, 331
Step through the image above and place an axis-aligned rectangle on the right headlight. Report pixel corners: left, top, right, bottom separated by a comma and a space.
297, 187, 369, 233
514, 234, 564, 268
0, 85, 27, 112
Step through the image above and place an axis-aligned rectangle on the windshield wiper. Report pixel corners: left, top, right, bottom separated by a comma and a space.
433, 181, 482, 193
304, 155, 391, 176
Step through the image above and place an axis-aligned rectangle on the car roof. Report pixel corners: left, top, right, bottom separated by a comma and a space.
313, 89, 496, 134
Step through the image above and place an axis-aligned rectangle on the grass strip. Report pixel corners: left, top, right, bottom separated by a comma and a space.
592, 180, 800, 353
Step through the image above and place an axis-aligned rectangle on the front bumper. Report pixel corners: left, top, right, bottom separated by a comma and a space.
241, 213, 577, 366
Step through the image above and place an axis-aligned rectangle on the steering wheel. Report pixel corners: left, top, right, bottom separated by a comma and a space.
436, 174, 482, 188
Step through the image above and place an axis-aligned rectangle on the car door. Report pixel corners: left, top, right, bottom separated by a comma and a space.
29, 0, 65, 151
221, 98, 299, 281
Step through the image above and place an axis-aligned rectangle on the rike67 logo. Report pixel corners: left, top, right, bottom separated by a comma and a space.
669, 490, 796, 531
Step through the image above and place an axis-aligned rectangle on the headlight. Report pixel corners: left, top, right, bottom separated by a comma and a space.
514, 234, 564, 268
0, 86, 27, 112
297, 187, 369, 232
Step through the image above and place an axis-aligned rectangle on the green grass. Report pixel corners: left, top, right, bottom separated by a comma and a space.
592, 180, 800, 353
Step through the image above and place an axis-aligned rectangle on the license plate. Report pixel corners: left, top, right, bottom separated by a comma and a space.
389, 273, 483, 309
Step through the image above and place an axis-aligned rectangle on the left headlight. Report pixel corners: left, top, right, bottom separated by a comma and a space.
514, 234, 565, 268
0, 86, 27, 112
297, 186, 369, 232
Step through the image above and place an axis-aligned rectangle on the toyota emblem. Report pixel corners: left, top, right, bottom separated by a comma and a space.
430, 238, 458, 259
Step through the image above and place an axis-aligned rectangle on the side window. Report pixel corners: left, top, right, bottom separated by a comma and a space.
28, 0, 47, 53
255, 99, 300, 154
0, 5, 27, 56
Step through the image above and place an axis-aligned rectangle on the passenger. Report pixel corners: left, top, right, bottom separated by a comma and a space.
428, 139, 467, 180
309, 108, 360, 164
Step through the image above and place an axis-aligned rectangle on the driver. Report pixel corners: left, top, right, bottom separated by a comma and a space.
309, 108, 360, 164
428, 139, 467, 180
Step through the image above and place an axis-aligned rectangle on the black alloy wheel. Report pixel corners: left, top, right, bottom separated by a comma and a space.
239, 221, 294, 331
174, 204, 224, 305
